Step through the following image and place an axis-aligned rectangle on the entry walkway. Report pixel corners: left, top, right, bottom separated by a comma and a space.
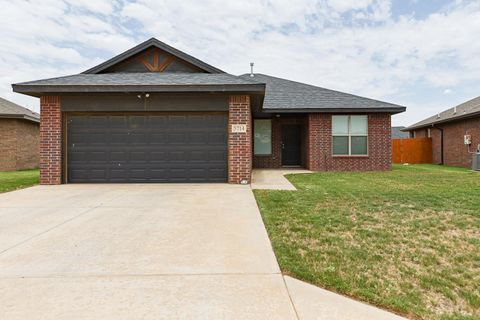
251, 169, 312, 190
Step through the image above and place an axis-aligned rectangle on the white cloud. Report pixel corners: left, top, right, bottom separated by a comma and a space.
0, 0, 479, 127
328, 0, 375, 13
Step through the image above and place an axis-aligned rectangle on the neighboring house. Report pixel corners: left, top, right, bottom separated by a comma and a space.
0, 97, 40, 171
12, 38, 405, 185
403, 96, 480, 168
391, 126, 409, 139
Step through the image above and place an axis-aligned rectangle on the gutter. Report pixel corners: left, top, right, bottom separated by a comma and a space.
263, 107, 406, 114
0, 114, 40, 123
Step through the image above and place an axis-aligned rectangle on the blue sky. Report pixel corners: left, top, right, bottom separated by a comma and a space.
1, 0, 479, 126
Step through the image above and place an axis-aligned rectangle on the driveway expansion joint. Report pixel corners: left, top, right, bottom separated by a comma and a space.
0, 204, 102, 256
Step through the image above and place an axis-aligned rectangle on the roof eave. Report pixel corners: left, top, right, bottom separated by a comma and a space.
403, 110, 480, 131
12, 83, 266, 97
262, 106, 406, 114
0, 114, 40, 123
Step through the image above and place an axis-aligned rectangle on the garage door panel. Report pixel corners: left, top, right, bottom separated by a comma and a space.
189, 132, 207, 144
168, 133, 187, 143
148, 115, 168, 126
67, 113, 227, 183
88, 151, 109, 162
110, 133, 129, 144
209, 150, 227, 161
150, 151, 168, 162
109, 116, 128, 128
150, 133, 168, 144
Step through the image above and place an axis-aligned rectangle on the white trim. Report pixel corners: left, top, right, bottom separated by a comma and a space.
332, 115, 368, 156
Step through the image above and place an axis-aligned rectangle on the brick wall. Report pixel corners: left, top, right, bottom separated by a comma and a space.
40, 96, 62, 184
253, 115, 307, 168
414, 128, 428, 138
430, 128, 442, 164
413, 117, 480, 168
443, 118, 480, 167
306, 113, 392, 171
228, 95, 252, 183
15, 120, 39, 170
0, 119, 18, 171
306, 113, 324, 171
0, 119, 39, 171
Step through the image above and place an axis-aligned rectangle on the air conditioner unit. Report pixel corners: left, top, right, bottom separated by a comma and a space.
473, 153, 480, 171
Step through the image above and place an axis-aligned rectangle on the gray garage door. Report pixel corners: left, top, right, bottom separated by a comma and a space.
67, 113, 228, 183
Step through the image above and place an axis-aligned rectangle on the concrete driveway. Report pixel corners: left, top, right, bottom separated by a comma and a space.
0, 184, 296, 319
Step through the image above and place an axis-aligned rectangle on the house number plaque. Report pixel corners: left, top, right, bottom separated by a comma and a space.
231, 124, 247, 133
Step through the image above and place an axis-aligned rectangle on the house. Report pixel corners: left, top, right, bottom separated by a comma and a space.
391, 126, 409, 139
12, 38, 405, 184
0, 97, 40, 171
403, 96, 480, 168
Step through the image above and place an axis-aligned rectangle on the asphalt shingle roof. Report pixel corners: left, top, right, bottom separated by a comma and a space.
240, 73, 405, 113
14, 72, 262, 86
405, 96, 480, 130
0, 97, 39, 123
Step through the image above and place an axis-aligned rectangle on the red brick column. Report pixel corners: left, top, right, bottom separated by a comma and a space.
40, 96, 62, 185
228, 95, 252, 184
306, 113, 325, 171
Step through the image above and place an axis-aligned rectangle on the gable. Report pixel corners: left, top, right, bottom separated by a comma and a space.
100, 47, 206, 73
83, 38, 224, 74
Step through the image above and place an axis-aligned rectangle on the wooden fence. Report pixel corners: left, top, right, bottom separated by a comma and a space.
392, 138, 433, 164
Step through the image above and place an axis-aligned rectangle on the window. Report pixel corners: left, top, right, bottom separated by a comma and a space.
254, 119, 272, 155
332, 115, 368, 155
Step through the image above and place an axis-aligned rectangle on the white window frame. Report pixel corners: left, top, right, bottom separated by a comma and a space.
253, 119, 272, 156
332, 115, 368, 156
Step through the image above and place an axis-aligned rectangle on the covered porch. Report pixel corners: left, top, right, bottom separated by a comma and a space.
253, 114, 309, 169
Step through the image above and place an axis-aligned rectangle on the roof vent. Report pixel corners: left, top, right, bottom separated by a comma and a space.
437, 113, 441, 118
453, 106, 457, 114
250, 62, 254, 77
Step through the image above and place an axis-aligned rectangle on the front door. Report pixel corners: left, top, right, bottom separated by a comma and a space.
281, 124, 302, 166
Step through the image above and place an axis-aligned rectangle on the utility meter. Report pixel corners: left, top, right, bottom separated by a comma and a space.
464, 135, 472, 145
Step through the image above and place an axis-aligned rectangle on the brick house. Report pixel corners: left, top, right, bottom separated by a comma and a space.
12, 38, 405, 184
0, 97, 40, 171
404, 96, 480, 168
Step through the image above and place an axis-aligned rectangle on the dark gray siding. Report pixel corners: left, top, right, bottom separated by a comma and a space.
102, 49, 205, 73
61, 94, 229, 112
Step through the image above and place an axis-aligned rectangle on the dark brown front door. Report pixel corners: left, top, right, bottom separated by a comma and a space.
281, 124, 302, 166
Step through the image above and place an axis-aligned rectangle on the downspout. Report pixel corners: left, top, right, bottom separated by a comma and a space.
432, 124, 444, 165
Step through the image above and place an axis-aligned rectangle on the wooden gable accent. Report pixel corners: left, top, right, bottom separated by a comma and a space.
101, 46, 206, 73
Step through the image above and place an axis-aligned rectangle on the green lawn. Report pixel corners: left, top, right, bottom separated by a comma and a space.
0, 169, 39, 193
254, 165, 480, 320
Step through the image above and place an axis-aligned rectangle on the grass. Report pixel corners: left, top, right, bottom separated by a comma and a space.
0, 169, 39, 193
253, 164, 480, 320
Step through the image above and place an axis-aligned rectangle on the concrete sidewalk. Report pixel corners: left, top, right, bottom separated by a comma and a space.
251, 169, 311, 190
